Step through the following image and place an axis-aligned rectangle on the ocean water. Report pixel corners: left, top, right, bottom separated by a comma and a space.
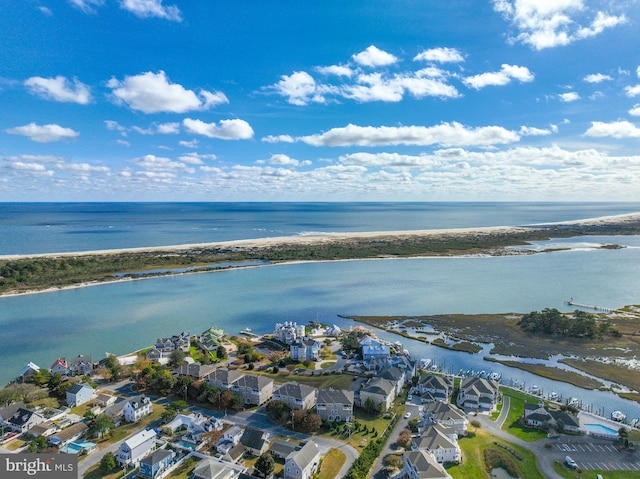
1, 202, 640, 255
1, 202, 640, 418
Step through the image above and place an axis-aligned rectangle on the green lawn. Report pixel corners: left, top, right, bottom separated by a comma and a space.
553, 461, 640, 479
501, 389, 548, 442
316, 448, 346, 479
447, 428, 545, 479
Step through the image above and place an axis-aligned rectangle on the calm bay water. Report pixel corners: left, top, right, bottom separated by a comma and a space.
1, 203, 640, 418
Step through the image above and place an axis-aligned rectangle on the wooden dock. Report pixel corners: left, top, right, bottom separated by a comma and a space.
565, 299, 612, 313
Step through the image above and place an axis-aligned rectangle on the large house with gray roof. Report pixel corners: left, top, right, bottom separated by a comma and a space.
232, 375, 274, 406
272, 382, 317, 411
115, 429, 157, 466
457, 377, 500, 411
316, 389, 354, 423
415, 375, 454, 403
412, 424, 461, 464
358, 377, 396, 412
284, 440, 321, 479
402, 450, 451, 479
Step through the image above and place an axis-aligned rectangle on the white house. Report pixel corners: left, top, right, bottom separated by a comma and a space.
66, 383, 95, 407
403, 450, 451, 479
412, 424, 461, 464
275, 321, 306, 345
290, 337, 321, 361
457, 377, 500, 411
422, 402, 468, 436
115, 429, 157, 466
123, 395, 153, 423
415, 375, 454, 403
216, 425, 244, 455
284, 440, 321, 479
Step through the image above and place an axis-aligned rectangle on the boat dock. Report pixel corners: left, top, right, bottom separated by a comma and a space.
566, 299, 612, 313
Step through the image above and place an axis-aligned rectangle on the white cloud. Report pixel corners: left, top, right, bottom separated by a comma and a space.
270, 71, 336, 106
583, 73, 612, 83
156, 122, 180, 134
413, 47, 464, 63
119, 0, 182, 21
5, 154, 63, 163
492, 0, 627, 50
463, 64, 534, 89
559, 92, 580, 102
4, 161, 53, 175
183, 118, 254, 140
178, 153, 217, 165
179, 139, 199, 148
6, 123, 79, 142
584, 120, 640, 138
108, 71, 228, 113
258, 154, 310, 167
316, 65, 354, 77
519, 126, 553, 136
625, 85, 640, 97
25, 76, 91, 104
352, 45, 398, 67
629, 105, 640, 116
57, 163, 110, 173
116, 139, 131, 147
105, 120, 127, 133
132, 154, 193, 173
298, 122, 520, 147
38, 6, 53, 16
262, 134, 295, 143
68, 0, 104, 14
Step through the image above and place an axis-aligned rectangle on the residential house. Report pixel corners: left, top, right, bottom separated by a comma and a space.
20, 362, 41, 381
115, 429, 157, 466
457, 377, 500, 411
147, 333, 190, 362
139, 449, 175, 479
217, 425, 244, 455
378, 366, 406, 396
173, 362, 217, 381
29, 421, 58, 438
361, 340, 391, 371
232, 374, 273, 406
290, 337, 320, 362
323, 325, 342, 337
0, 401, 26, 425
272, 382, 317, 411
412, 424, 461, 464
316, 389, 354, 423
240, 427, 269, 456
66, 383, 95, 407
223, 443, 247, 465
523, 403, 581, 433
192, 458, 242, 479
284, 440, 321, 479
95, 393, 117, 408
199, 326, 225, 352
165, 412, 222, 443
402, 450, 452, 479
389, 354, 417, 383
422, 402, 468, 436
359, 377, 396, 412
274, 321, 306, 345
6, 408, 45, 433
68, 355, 93, 376
122, 395, 153, 423
48, 422, 88, 448
270, 439, 299, 460
50, 358, 69, 375
415, 375, 454, 403
205, 369, 244, 390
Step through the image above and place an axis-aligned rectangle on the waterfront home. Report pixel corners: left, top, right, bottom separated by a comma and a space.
20, 362, 41, 380
205, 368, 244, 390
139, 448, 175, 479
284, 440, 321, 479
48, 422, 88, 448
402, 450, 452, 479
198, 326, 225, 352
359, 377, 396, 412
415, 375, 454, 403
422, 402, 468, 436
115, 429, 157, 466
68, 354, 93, 376
275, 321, 306, 345
523, 402, 553, 428
316, 389, 354, 423
232, 374, 274, 406
173, 362, 217, 380
412, 424, 461, 464
66, 383, 95, 407
389, 354, 417, 383
290, 337, 320, 361
272, 382, 318, 411
108, 394, 154, 423
523, 403, 581, 433
6, 408, 45, 433
324, 324, 342, 337
240, 427, 269, 456
50, 358, 69, 375
360, 338, 391, 371
456, 377, 500, 411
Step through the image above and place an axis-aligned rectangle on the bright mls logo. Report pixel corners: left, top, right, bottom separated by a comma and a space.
1, 454, 77, 479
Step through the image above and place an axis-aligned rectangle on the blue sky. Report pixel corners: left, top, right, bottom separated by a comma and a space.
2, 0, 640, 201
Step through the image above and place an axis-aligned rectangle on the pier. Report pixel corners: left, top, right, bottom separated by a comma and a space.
566, 299, 612, 313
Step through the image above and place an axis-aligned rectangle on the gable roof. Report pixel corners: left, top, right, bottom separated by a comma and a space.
0, 401, 26, 420
240, 427, 267, 450
206, 368, 243, 385
233, 374, 273, 390
270, 439, 298, 458
317, 388, 354, 405
8, 408, 41, 426
193, 458, 236, 479
274, 382, 317, 400
413, 425, 457, 451
404, 450, 450, 478
140, 448, 173, 467
378, 366, 404, 382
459, 377, 498, 395
362, 377, 395, 396
286, 440, 320, 470
68, 383, 93, 395
123, 429, 156, 449
50, 422, 88, 443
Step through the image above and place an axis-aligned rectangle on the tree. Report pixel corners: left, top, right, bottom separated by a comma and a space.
100, 452, 117, 472
200, 429, 222, 450
168, 349, 187, 368
383, 454, 403, 471
396, 429, 412, 449
216, 345, 227, 360
254, 452, 275, 478
28, 436, 48, 453
88, 414, 114, 438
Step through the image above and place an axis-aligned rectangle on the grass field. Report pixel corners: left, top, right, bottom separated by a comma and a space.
553, 461, 640, 479
316, 448, 347, 479
501, 389, 548, 442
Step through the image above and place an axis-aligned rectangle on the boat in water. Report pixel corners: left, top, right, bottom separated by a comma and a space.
419, 358, 432, 370
489, 371, 502, 382
612, 410, 627, 422
548, 391, 559, 401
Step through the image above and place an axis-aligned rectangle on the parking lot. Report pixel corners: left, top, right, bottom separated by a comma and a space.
555, 441, 640, 471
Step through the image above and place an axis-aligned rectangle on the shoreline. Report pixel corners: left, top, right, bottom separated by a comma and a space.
2, 211, 640, 260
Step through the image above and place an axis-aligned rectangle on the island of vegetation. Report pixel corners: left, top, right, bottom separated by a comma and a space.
1, 213, 639, 296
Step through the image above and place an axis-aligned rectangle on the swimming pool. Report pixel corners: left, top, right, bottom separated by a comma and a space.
585, 423, 619, 435
174, 440, 198, 450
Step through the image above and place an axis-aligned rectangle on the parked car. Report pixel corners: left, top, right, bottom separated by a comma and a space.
404, 412, 411, 419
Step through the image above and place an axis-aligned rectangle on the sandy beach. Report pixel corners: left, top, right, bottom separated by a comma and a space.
3, 211, 639, 261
